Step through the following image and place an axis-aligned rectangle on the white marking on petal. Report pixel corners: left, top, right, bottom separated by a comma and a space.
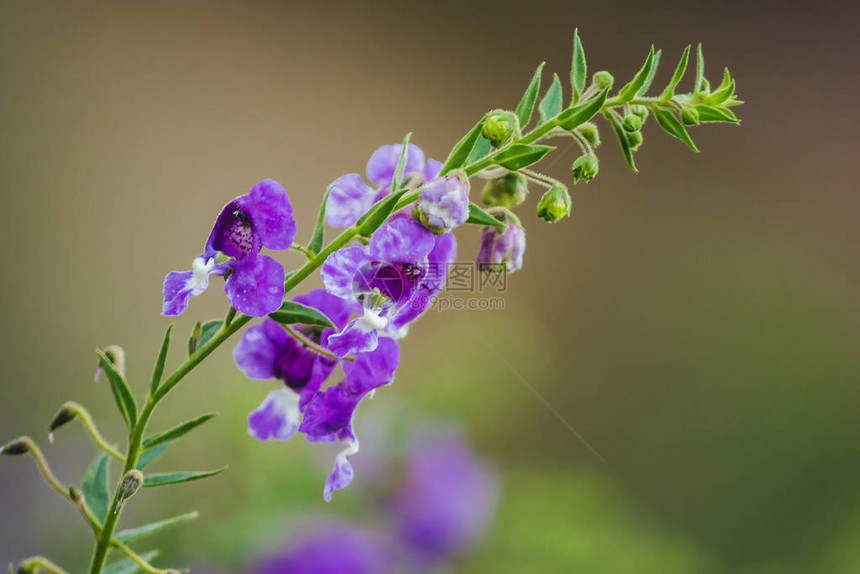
187, 257, 215, 294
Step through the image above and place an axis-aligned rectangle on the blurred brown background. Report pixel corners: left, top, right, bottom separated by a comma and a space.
1, 1, 858, 572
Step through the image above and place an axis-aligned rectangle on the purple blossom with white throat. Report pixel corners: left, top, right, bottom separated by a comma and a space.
477, 222, 526, 273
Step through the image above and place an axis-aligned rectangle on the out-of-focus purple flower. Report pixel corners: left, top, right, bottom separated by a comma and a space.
235, 289, 358, 442
256, 522, 392, 574
326, 144, 441, 228
394, 427, 498, 565
321, 218, 435, 357
476, 222, 526, 273
415, 174, 470, 233
300, 338, 400, 500
163, 179, 296, 317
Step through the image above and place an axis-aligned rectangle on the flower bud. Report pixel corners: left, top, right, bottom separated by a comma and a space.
481, 113, 513, 147
627, 130, 643, 151
481, 172, 528, 208
622, 113, 642, 132
681, 107, 700, 126
477, 221, 526, 274
571, 154, 599, 183
631, 105, 649, 122
114, 469, 144, 514
0, 438, 30, 456
536, 184, 572, 223
94, 345, 125, 382
48, 406, 77, 444
593, 71, 614, 91
576, 122, 601, 147
415, 174, 470, 234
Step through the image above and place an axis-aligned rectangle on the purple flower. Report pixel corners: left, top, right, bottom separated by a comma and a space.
256, 521, 392, 574
321, 218, 435, 357
163, 179, 296, 317
394, 427, 498, 565
300, 338, 400, 500
235, 289, 358, 442
415, 174, 470, 233
325, 144, 442, 228
476, 222, 526, 273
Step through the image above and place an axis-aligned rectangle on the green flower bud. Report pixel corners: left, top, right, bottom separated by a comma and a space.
536, 184, 572, 223
631, 105, 649, 122
576, 122, 601, 147
114, 469, 144, 514
622, 113, 642, 132
481, 172, 528, 208
681, 107, 700, 126
482, 113, 513, 147
627, 130, 643, 151
571, 154, 599, 183
48, 406, 77, 444
0, 438, 30, 456
593, 71, 614, 91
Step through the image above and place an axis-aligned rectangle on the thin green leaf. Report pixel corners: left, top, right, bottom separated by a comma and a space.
695, 43, 705, 93
653, 107, 700, 152
466, 203, 507, 233
605, 112, 637, 172
82, 452, 111, 523
556, 88, 608, 130
637, 49, 662, 96
142, 413, 217, 450
96, 349, 138, 431
661, 45, 691, 100
717, 67, 731, 92
439, 115, 487, 175
150, 324, 173, 394
570, 29, 586, 103
268, 301, 336, 329
466, 135, 492, 164
515, 62, 545, 129
143, 467, 228, 488
307, 183, 335, 254
103, 551, 159, 574
355, 187, 410, 236
136, 441, 172, 470
539, 74, 563, 122
491, 143, 554, 171
617, 46, 656, 102
389, 133, 412, 193
115, 511, 199, 543
187, 320, 223, 357
694, 104, 740, 123
703, 78, 735, 106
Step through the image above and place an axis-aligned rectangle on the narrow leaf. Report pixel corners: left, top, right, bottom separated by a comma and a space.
136, 440, 172, 470
82, 452, 111, 523
695, 43, 705, 93
653, 107, 700, 152
187, 320, 223, 357
617, 46, 656, 102
466, 203, 507, 233
556, 88, 608, 130
703, 79, 735, 106
515, 62, 545, 129
307, 183, 335, 254
637, 49, 662, 96
466, 135, 492, 164
661, 45, 691, 99
142, 413, 217, 450
605, 112, 637, 172
570, 29, 587, 103
539, 74, 563, 122
694, 104, 740, 123
389, 133, 412, 193
150, 324, 173, 394
439, 115, 487, 175
355, 187, 410, 236
491, 143, 554, 171
103, 551, 159, 574
115, 511, 200, 543
96, 349, 138, 431
143, 467, 228, 488
270, 301, 336, 329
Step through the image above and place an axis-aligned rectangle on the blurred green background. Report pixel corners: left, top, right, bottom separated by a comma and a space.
1, 0, 858, 572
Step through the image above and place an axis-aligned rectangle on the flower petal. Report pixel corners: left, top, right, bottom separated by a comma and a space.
294, 288, 361, 331
299, 384, 361, 438
369, 218, 435, 264
366, 144, 426, 187
225, 254, 285, 317
343, 337, 400, 393
389, 232, 456, 330
425, 158, 443, 180
248, 388, 300, 442
326, 316, 379, 358
321, 245, 371, 301
246, 179, 297, 250
325, 435, 360, 501
233, 320, 289, 380
325, 173, 378, 228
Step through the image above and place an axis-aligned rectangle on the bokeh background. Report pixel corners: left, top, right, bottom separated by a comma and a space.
1, 0, 858, 572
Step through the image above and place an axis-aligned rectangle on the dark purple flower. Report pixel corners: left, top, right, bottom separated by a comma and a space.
321, 218, 435, 357
476, 222, 526, 273
325, 144, 441, 228
415, 174, 470, 233
256, 522, 392, 574
394, 427, 498, 565
300, 338, 400, 500
163, 179, 296, 317
234, 289, 358, 442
